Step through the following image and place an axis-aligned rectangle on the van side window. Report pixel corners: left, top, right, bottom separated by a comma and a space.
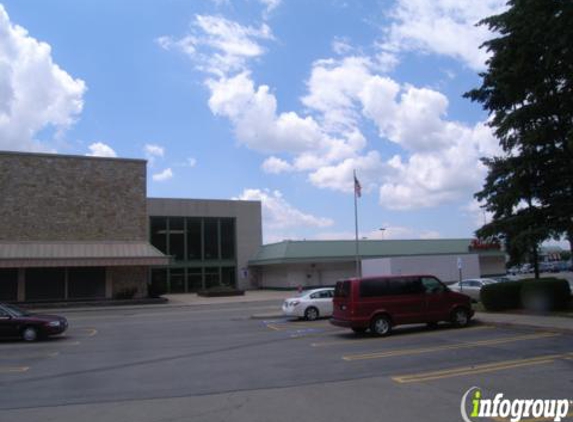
386, 277, 424, 295
421, 277, 446, 294
359, 279, 388, 297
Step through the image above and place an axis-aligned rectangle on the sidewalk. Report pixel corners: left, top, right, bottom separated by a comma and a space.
28, 290, 292, 314
474, 311, 573, 333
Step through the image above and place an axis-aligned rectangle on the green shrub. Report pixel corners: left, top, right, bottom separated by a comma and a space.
480, 281, 522, 311
520, 278, 571, 312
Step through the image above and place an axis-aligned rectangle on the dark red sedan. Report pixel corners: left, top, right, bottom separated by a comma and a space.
0, 303, 68, 341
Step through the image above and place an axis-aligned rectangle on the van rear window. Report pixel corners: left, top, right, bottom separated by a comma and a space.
334, 280, 351, 298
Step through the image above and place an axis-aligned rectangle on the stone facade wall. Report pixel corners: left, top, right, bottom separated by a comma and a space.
0, 152, 147, 241
109, 266, 149, 298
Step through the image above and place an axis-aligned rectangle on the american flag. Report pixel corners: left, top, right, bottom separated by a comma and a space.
354, 172, 362, 198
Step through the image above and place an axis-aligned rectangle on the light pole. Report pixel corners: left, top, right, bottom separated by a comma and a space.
379, 228, 386, 239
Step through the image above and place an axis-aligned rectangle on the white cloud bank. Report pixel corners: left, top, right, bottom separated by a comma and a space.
86, 142, 117, 158
160, 2, 506, 219
152, 168, 174, 182
0, 5, 86, 152
236, 188, 334, 242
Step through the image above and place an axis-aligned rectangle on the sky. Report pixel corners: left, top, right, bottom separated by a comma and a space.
0, 0, 514, 244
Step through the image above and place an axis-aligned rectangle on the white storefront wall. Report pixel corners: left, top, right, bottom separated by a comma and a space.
362, 254, 481, 284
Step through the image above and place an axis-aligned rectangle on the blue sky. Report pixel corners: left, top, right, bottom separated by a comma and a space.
1, 0, 513, 244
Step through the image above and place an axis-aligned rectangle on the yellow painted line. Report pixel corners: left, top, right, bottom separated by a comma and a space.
312, 325, 494, 347
0, 366, 29, 373
83, 328, 98, 337
343, 332, 559, 361
392, 354, 562, 384
491, 410, 573, 422
266, 324, 282, 331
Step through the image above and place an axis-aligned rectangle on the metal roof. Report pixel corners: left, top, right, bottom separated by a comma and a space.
0, 241, 170, 268
249, 239, 504, 266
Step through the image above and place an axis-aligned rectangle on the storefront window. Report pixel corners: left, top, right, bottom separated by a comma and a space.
204, 218, 219, 260
68, 267, 106, 298
0, 269, 18, 301
150, 217, 167, 254
220, 218, 235, 260
187, 268, 203, 292
168, 217, 185, 261
25, 268, 66, 301
186, 218, 202, 260
169, 268, 185, 293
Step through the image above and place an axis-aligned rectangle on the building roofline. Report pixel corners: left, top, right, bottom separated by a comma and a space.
148, 197, 261, 205
0, 150, 146, 164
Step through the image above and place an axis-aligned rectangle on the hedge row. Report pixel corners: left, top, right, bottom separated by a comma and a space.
480, 278, 571, 312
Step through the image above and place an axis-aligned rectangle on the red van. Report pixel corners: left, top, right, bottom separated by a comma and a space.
330, 275, 473, 336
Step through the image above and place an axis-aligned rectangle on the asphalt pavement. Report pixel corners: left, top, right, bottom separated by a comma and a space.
1, 298, 572, 422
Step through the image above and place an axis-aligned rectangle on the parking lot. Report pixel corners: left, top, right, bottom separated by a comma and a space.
1, 301, 572, 422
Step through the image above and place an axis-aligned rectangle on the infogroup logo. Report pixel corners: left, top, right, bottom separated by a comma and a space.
461, 387, 572, 422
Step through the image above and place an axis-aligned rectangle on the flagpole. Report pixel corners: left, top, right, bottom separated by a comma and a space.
353, 170, 361, 278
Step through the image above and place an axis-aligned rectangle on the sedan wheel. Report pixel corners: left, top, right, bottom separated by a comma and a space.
22, 327, 39, 342
304, 307, 319, 321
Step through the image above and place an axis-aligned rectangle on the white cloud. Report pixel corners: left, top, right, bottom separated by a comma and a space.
144, 143, 165, 166
158, 15, 273, 76
235, 188, 334, 242
261, 156, 293, 174
161, 13, 501, 212
187, 157, 197, 167
152, 168, 173, 182
257, 0, 282, 14
0, 5, 86, 152
384, 0, 507, 70
86, 142, 117, 158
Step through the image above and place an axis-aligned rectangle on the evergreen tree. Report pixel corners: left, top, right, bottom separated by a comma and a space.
465, 0, 573, 275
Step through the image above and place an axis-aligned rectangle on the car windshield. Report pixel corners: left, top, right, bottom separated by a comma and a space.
2, 303, 32, 317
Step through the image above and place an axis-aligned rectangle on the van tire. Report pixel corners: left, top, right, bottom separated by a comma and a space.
451, 308, 470, 328
370, 315, 392, 337
304, 307, 319, 321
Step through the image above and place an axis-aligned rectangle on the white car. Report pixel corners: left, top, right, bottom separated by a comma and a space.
282, 288, 335, 320
450, 278, 498, 302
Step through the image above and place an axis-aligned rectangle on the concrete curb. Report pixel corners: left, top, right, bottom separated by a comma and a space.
473, 318, 573, 335
251, 312, 285, 320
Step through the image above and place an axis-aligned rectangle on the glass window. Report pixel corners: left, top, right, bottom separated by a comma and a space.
334, 280, 351, 297
25, 268, 66, 301
0, 269, 18, 301
68, 267, 106, 298
359, 279, 389, 297
220, 218, 235, 260
421, 277, 446, 294
186, 218, 202, 260
151, 268, 168, 295
169, 268, 185, 293
204, 218, 219, 260
204, 267, 221, 289
187, 268, 203, 292
221, 267, 236, 288
168, 217, 185, 261
150, 217, 167, 254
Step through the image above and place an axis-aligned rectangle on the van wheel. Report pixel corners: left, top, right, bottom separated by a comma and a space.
370, 315, 391, 337
451, 308, 470, 328
304, 307, 319, 321
351, 327, 367, 334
